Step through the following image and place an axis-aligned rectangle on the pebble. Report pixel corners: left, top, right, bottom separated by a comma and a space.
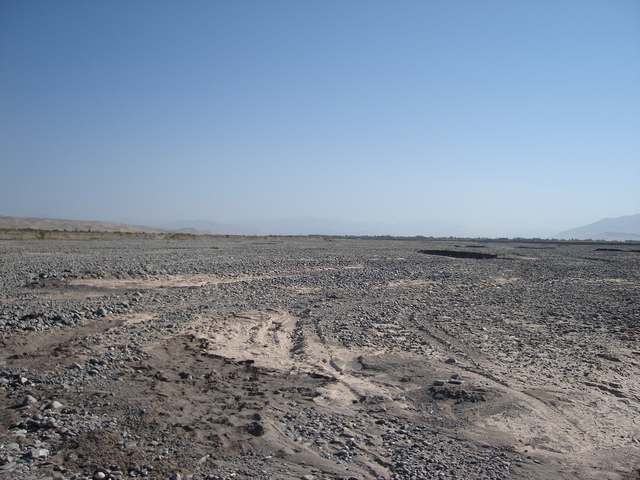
27, 447, 49, 458
20, 394, 38, 405
0, 462, 17, 471
47, 400, 63, 409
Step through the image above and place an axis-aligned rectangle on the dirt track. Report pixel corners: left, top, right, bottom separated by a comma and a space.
1, 236, 639, 480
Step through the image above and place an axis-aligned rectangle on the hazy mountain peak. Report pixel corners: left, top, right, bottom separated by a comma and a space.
555, 214, 640, 241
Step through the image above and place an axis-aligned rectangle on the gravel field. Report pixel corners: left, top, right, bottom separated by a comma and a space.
0, 235, 639, 480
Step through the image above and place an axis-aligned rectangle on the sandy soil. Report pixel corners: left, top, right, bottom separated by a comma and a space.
0, 237, 639, 480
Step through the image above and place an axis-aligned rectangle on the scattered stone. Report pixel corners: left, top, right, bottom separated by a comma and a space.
0, 462, 17, 471
246, 422, 265, 436
20, 394, 38, 405
27, 447, 50, 458
47, 400, 63, 409
0, 237, 636, 480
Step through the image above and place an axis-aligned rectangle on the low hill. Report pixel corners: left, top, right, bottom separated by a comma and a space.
0, 216, 213, 235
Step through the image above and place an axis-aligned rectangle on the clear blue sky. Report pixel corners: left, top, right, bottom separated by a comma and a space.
1, 1, 639, 236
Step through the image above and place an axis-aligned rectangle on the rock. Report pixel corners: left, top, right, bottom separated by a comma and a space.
170, 474, 182, 480
0, 462, 17, 471
20, 394, 37, 405
246, 422, 265, 436
93, 467, 111, 479
329, 358, 344, 373
28, 447, 49, 458
47, 400, 63, 409
433, 379, 446, 386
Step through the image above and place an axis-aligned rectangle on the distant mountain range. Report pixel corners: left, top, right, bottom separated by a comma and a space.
555, 214, 640, 241
0, 215, 475, 238
2, 214, 639, 240
159, 217, 475, 237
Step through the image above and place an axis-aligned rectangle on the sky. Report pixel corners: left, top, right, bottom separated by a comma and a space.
1, 1, 639, 237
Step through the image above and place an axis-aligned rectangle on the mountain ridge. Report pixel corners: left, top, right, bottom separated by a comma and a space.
555, 214, 640, 241
161, 217, 476, 237
3, 214, 639, 240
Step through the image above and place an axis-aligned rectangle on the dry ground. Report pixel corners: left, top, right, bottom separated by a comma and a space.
0, 236, 639, 480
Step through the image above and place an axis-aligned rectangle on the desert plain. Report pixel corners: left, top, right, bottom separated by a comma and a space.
0, 234, 639, 480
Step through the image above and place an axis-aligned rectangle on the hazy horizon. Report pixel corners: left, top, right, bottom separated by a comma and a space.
4, 212, 640, 240
2, 2, 639, 237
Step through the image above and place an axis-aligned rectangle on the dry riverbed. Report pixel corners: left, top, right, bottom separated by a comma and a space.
0, 236, 639, 480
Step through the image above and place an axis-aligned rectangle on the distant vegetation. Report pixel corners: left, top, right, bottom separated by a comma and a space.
321, 234, 640, 246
